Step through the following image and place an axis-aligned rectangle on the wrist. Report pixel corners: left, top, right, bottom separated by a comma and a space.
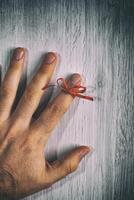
0, 168, 17, 199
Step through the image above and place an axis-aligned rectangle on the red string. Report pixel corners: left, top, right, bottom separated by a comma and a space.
42, 77, 94, 101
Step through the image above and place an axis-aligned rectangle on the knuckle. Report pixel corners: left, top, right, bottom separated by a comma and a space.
0, 87, 12, 99
20, 138, 32, 154
19, 131, 36, 149
23, 87, 35, 102
5, 126, 17, 143
48, 102, 67, 116
66, 161, 78, 174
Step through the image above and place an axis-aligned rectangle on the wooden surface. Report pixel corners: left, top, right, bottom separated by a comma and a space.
0, 0, 134, 199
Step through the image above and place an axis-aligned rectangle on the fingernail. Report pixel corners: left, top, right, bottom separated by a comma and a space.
44, 52, 56, 64
13, 48, 25, 61
79, 146, 93, 159
70, 73, 81, 86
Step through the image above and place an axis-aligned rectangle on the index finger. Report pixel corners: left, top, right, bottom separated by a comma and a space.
30, 73, 81, 142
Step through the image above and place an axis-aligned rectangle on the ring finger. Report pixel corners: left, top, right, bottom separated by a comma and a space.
0, 47, 26, 125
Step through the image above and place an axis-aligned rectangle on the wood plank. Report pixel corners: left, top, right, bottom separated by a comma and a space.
0, 0, 133, 200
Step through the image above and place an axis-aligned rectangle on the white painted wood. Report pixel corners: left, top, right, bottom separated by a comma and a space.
0, 0, 133, 200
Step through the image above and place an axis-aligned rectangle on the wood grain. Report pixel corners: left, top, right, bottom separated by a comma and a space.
0, 0, 134, 200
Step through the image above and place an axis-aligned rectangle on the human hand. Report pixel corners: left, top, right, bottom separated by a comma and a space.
0, 48, 92, 199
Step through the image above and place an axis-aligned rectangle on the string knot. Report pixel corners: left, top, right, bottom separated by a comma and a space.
42, 77, 94, 101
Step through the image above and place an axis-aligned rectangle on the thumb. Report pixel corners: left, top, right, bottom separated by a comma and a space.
46, 146, 93, 184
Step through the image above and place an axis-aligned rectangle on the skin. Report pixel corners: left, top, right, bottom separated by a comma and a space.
0, 48, 92, 199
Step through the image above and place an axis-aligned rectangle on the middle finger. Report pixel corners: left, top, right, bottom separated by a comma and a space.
12, 52, 57, 127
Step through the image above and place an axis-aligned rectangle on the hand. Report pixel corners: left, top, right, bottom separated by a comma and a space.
0, 48, 92, 199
